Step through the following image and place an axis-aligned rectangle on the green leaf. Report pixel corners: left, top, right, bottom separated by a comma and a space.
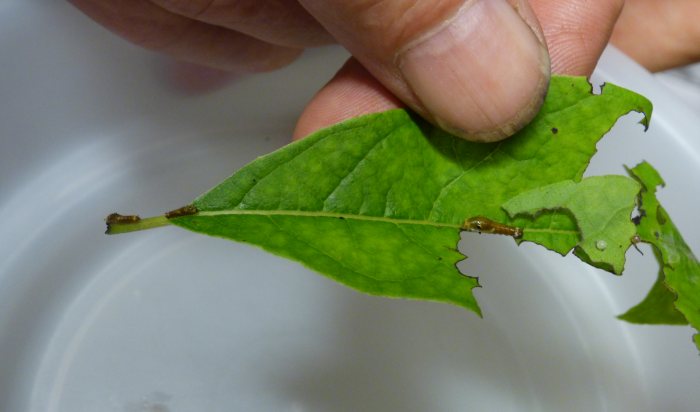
623, 161, 700, 350
618, 253, 688, 325
508, 211, 579, 256
158, 75, 652, 313
502, 176, 640, 274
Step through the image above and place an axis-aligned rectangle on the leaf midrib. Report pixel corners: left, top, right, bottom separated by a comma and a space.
189, 209, 579, 236
192, 209, 461, 228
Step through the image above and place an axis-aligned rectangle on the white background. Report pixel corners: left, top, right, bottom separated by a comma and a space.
2, 2, 699, 411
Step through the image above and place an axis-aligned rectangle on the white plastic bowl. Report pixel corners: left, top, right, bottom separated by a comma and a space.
2, 2, 699, 411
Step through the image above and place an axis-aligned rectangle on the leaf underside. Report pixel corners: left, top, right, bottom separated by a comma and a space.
170, 76, 655, 314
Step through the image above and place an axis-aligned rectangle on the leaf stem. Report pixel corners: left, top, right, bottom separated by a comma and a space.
105, 214, 171, 235
106, 205, 197, 235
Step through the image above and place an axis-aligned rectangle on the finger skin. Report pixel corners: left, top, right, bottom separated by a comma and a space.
611, 0, 700, 72
167, 61, 239, 95
293, 58, 403, 140
529, 0, 625, 75
148, 0, 333, 48
298, 0, 551, 142
68, 0, 634, 141
296, 0, 626, 140
70, 0, 302, 72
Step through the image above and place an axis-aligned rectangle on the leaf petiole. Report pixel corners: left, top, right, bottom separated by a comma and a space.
105, 213, 171, 235
106, 205, 198, 234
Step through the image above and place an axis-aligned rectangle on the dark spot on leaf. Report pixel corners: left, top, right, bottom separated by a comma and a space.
631, 208, 645, 225
551, 127, 558, 134
338, 216, 345, 220
656, 206, 668, 225
654, 231, 660, 239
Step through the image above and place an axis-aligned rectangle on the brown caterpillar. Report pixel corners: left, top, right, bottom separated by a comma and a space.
165, 205, 198, 219
105, 213, 141, 225
463, 216, 523, 239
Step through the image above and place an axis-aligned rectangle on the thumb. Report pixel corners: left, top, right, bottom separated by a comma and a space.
299, 0, 550, 142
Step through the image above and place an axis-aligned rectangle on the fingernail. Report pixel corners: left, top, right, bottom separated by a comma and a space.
397, 0, 550, 142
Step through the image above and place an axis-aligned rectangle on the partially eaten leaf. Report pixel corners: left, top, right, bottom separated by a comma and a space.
106, 76, 700, 352
618, 254, 688, 325
503, 176, 640, 274
162, 76, 651, 313
621, 162, 700, 348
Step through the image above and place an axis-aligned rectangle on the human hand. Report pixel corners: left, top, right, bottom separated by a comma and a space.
295, 0, 700, 140
69, 1, 699, 142
611, 0, 700, 72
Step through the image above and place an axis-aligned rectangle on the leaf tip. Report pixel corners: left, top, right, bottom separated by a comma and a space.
628, 161, 666, 190
637, 108, 653, 132
603, 81, 654, 131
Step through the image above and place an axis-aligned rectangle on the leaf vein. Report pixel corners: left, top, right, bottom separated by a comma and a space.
264, 214, 382, 283
321, 129, 392, 211
235, 124, 369, 210
197, 209, 461, 229
427, 141, 504, 220
263, 214, 426, 284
